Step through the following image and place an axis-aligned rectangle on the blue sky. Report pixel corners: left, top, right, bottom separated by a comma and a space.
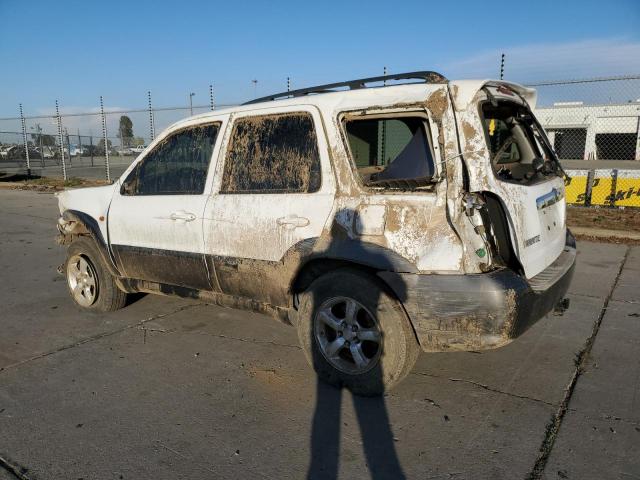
0, 0, 639, 134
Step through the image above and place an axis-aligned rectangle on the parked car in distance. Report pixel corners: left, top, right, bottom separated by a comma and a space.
1, 145, 42, 160
131, 145, 146, 154
70, 145, 85, 157
38, 146, 56, 159
116, 147, 134, 156
0, 145, 12, 159
55, 71, 575, 396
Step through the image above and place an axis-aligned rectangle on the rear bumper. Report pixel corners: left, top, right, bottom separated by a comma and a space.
378, 230, 576, 352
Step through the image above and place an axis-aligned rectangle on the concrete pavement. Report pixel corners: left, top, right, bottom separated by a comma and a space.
0, 189, 638, 479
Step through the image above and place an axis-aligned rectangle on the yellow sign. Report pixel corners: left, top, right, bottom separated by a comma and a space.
591, 176, 640, 207
564, 174, 588, 205
564, 169, 640, 207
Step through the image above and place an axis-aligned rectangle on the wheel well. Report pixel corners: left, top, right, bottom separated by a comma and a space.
292, 258, 379, 296
292, 258, 422, 347
59, 210, 120, 277
482, 192, 524, 274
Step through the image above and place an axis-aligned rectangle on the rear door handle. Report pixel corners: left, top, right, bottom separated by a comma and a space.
170, 211, 197, 222
276, 215, 310, 228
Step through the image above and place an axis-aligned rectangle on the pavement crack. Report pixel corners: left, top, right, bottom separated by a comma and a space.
526, 245, 631, 480
570, 291, 639, 305
0, 453, 33, 480
0, 303, 204, 374
411, 371, 555, 407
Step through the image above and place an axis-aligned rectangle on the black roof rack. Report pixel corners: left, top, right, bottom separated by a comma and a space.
243, 71, 448, 105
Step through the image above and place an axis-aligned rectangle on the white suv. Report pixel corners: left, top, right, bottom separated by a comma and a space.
56, 72, 575, 396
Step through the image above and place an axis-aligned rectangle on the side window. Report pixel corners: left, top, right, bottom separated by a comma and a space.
344, 116, 435, 189
221, 113, 321, 193
122, 123, 219, 195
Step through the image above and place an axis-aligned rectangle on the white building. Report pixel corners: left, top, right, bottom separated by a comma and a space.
535, 101, 640, 161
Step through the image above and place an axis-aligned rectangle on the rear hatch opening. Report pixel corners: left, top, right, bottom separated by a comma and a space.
481, 100, 563, 185
477, 94, 568, 280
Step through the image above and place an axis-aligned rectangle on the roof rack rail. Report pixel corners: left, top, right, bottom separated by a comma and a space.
243, 71, 448, 105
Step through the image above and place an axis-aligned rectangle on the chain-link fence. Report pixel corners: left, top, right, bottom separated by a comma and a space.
530, 76, 640, 163
2, 75, 639, 186
0, 90, 229, 180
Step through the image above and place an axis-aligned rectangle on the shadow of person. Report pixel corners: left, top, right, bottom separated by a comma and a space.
304, 208, 410, 480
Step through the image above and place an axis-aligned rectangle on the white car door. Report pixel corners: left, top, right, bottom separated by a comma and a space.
202, 106, 335, 303
108, 120, 225, 289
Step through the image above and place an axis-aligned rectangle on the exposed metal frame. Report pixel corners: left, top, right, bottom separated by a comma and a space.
243, 71, 448, 105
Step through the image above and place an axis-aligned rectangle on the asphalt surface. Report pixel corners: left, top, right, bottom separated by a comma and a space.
0, 157, 134, 181
0, 189, 638, 480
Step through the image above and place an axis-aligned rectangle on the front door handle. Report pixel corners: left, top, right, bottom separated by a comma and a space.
276, 215, 310, 228
170, 211, 197, 222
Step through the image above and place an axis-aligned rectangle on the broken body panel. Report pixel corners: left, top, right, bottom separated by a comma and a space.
56, 77, 575, 352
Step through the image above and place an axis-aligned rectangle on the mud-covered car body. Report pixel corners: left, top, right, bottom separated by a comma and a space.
56, 71, 575, 353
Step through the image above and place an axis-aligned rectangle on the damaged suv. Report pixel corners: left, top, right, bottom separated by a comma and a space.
56, 72, 575, 396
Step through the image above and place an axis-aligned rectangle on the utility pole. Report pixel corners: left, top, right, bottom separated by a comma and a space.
31, 123, 44, 167
251, 79, 258, 98
500, 53, 505, 80
209, 84, 215, 111
189, 92, 196, 116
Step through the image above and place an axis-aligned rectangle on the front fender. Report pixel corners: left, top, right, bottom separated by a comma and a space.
59, 210, 120, 276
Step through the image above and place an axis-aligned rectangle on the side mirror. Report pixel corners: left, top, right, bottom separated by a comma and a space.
120, 163, 140, 195
120, 181, 133, 196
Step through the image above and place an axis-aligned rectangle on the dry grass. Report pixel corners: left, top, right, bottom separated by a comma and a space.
0, 173, 109, 191
567, 205, 640, 232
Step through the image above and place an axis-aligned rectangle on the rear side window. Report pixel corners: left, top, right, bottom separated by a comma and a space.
221, 113, 321, 193
122, 123, 219, 195
345, 116, 435, 189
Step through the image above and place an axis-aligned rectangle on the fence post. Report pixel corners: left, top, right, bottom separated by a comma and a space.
610, 169, 618, 208
147, 91, 155, 142
19, 103, 31, 177
66, 130, 72, 166
585, 169, 594, 207
36, 124, 45, 168
100, 96, 111, 183
55, 100, 67, 181
90, 135, 94, 166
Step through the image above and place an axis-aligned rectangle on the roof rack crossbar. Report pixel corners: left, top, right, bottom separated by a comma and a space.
243, 71, 448, 105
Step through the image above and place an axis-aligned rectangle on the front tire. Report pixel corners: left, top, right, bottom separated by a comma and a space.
297, 268, 419, 396
64, 237, 127, 312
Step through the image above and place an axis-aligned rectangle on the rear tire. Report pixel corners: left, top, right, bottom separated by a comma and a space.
297, 268, 419, 396
64, 237, 127, 312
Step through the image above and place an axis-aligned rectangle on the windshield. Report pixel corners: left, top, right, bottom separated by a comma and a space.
482, 100, 562, 184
